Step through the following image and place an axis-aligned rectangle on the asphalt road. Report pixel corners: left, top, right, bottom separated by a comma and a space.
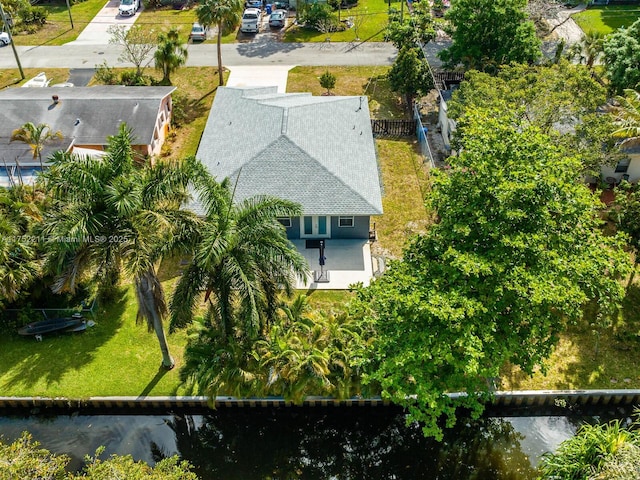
0, 41, 400, 70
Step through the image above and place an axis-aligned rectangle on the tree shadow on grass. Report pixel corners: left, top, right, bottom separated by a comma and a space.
505, 284, 640, 391
138, 365, 170, 398
0, 287, 128, 393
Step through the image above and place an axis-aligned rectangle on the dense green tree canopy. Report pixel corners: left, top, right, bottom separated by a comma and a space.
384, 1, 436, 49
353, 112, 630, 439
603, 19, 640, 95
439, 0, 540, 71
0, 432, 198, 479
388, 45, 434, 109
448, 62, 621, 178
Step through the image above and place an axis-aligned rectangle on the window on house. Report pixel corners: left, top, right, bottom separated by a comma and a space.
338, 216, 354, 227
277, 217, 292, 228
615, 158, 631, 173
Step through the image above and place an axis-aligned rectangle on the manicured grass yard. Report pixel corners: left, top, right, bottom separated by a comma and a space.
137, 6, 238, 43
283, 0, 399, 42
12, 0, 106, 46
572, 5, 640, 35
0, 68, 70, 89
0, 287, 189, 397
502, 283, 640, 390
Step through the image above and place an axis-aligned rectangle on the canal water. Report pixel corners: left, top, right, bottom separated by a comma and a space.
0, 407, 632, 479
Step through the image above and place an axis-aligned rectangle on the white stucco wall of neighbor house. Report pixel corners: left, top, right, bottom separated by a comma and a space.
601, 152, 640, 183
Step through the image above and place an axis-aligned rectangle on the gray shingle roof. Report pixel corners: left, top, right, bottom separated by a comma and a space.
0, 86, 175, 163
195, 86, 383, 216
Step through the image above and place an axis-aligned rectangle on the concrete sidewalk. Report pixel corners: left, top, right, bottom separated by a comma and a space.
226, 65, 294, 93
67, 0, 142, 45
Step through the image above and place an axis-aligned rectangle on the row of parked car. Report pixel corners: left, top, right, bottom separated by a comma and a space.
241, 0, 289, 33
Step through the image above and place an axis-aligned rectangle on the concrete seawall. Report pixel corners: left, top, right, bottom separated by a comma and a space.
1, 390, 639, 412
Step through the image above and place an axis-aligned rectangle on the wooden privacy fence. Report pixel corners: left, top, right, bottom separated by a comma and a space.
371, 119, 417, 137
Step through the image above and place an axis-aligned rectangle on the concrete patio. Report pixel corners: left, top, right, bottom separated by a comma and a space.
292, 239, 375, 290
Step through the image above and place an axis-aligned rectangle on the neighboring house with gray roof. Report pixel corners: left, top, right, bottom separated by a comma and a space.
0, 86, 175, 186
195, 86, 383, 241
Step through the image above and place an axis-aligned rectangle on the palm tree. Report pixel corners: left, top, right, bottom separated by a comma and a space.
154, 27, 188, 86
10, 122, 63, 170
568, 31, 604, 69
42, 123, 199, 369
170, 164, 309, 341
196, 0, 242, 86
0, 186, 42, 305
610, 89, 640, 147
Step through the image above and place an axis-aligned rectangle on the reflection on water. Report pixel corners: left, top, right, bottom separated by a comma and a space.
0, 408, 629, 479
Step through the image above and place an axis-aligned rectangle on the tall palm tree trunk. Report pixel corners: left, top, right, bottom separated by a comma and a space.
136, 269, 175, 369
217, 23, 224, 86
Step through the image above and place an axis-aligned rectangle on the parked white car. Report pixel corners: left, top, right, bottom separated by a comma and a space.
118, 0, 140, 17
0, 32, 10, 46
241, 8, 261, 34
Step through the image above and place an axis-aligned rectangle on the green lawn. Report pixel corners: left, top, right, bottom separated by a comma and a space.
0, 287, 189, 397
572, 5, 640, 35
283, 0, 397, 42
502, 281, 640, 390
137, 6, 239, 43
12, 0, 106, 46
0, 68, 70, 89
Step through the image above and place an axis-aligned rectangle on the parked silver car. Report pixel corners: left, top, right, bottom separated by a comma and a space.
268, 9, 286, 28
189, 22, 208, 42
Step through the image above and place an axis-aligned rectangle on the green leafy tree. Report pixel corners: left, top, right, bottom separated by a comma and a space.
154, 27, 188, 86
603, 19, 640, 95
0, 432, 68, 479
319, 70, 336, 95
41, 124, 198, 369
439, 0, 540, 71
352, 111, 631, 440
72, 448, 199, 479
196, 0, 243, 86
388, 45, 434, 109
539, 418, 640, 480
170, 164, 309, 340
609, 89, 640, 147
448, 62, 621, 179
613, 183, 640, 286
10, 122, 63, 169
384, 1, 436, 49
0, 432, 199, 480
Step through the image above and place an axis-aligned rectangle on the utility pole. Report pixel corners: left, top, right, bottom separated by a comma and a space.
65, 0, 74, 29
0, 2, 24, 80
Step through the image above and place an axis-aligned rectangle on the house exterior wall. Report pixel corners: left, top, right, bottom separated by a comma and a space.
282, 216, 369, 240
149, 95, 172, 156
438, 95, 453, 150
601, 153, 640, 183
330, 215, 370, 239
282, 217, 301, 239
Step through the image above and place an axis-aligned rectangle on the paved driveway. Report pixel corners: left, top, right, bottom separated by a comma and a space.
67, 0, 142, 45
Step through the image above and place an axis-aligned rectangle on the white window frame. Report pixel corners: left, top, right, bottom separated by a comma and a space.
277, 217, 292, 228
338, 216, 355, 228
